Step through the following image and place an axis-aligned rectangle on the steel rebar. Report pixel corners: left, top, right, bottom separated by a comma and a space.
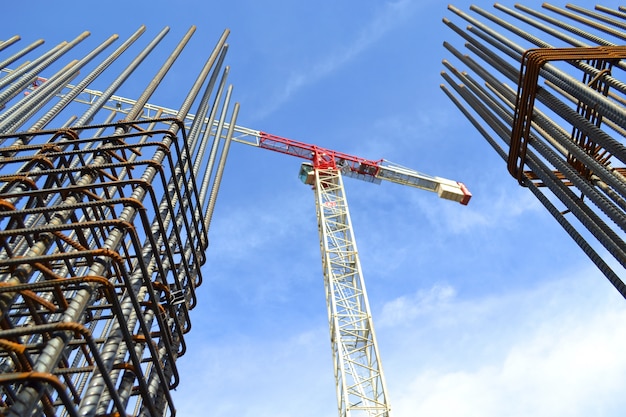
0, 25, 239, 417
442, 3, 626, 297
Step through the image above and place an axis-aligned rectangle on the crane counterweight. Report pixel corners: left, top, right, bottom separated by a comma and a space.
437, 181, 472, 204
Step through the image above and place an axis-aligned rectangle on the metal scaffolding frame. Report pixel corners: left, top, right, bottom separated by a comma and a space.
0, 27, 239, 416
441, 3, 626, 296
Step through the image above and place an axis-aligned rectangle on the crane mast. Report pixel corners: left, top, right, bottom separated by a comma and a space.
306, 165, 390, 417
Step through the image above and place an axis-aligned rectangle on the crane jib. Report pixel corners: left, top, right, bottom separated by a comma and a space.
257, 132, 471, 204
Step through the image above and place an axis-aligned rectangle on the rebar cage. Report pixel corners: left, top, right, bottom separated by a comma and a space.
0, 27, 239, 416
441, 3, 626, 297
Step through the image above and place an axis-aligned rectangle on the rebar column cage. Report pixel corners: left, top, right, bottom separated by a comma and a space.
441, 3, 626, 297
0, 27, 239, 416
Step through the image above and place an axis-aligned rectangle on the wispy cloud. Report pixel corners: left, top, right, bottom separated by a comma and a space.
173, 326, 337, 417
379, 283, 456, 326
209, 188, 311, 260
412, 183, 543, 234
255, 0, 418, 119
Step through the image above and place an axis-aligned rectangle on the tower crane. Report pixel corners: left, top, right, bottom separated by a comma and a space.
224, 127, 471, 417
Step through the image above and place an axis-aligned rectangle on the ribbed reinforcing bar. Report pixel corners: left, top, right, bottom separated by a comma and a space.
441, 3, 626, 297
0, 27, 239, 417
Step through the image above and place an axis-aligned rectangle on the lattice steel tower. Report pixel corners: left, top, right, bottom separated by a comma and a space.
0, 27, 239, 416
441, 3, 626, 296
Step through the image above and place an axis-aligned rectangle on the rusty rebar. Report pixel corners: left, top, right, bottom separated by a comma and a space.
442, 3, 626, 297
0, 26, 239, 416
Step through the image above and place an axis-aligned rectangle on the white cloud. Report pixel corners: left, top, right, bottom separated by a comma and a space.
177, 245, 626, 417
173, 326, 338, 417
393, 307, 626, 417
209, 188, 312, 260
378, 266, 626, 417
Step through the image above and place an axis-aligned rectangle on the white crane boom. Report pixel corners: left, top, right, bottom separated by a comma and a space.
375, 160, 470, 204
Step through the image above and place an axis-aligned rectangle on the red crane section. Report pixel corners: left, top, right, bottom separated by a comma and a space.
259, 131, 382, 174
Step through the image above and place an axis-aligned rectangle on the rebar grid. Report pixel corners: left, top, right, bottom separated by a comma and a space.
441, 3, 626, 296
0, 27, 239, 417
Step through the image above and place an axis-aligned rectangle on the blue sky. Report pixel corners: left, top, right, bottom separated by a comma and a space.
4, 1, 626, 416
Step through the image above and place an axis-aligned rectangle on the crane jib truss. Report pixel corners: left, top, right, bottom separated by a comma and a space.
258, 131, 472, 205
